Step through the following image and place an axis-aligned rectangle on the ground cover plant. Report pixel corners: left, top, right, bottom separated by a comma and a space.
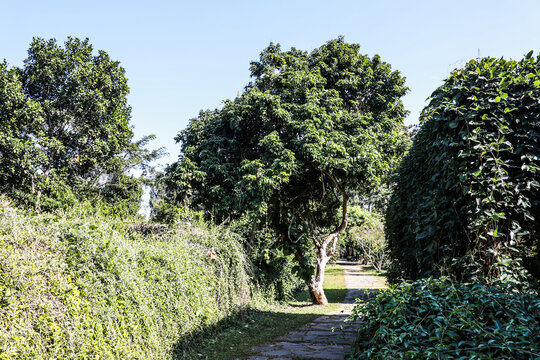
348, 277, 540, 359
387, 53, 540, 283
0, 202, 250, 359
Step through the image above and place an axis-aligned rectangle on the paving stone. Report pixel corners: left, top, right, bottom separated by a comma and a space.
252, 344, 276, 352
275, 333, 305, 342
260, 349, 292, 357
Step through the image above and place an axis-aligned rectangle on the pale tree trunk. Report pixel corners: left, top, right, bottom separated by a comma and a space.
308, 228, 346, 305
309, 244, 331, 305
308, 170, 349, 305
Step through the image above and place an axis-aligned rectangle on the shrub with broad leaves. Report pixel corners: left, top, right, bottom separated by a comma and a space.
348, 277, 540, 359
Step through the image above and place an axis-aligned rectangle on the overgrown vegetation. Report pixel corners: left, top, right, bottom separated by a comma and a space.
0, 202, 251, 359
6, 34, 539, 360
348, 277, 540, 359
386, 53, 540, 284
351, 52, 540, 359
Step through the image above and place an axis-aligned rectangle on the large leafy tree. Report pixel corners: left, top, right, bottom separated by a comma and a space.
163, 38, 409, 304
0, 37, 159, 211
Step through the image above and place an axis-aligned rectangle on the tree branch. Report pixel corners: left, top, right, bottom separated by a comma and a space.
306, 214, 321, 248
320, 169, 349, 248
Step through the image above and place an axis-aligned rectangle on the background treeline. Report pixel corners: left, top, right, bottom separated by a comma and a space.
0, 37, 160, 215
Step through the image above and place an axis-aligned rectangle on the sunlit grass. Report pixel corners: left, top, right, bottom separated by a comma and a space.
183, 263, 348, 360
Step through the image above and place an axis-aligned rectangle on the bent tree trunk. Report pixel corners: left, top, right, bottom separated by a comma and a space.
308, 187, 349, 305
309, 243, 332, 305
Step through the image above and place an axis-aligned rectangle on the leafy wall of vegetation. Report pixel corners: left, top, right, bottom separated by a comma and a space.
386, 54, 540, 283
0, 202, 250, 359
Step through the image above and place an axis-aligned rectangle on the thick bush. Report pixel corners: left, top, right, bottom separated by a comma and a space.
228, 216, 303, 301
348, 277, 540, 359
0, 203, 250, 359
387, 53, 540, 283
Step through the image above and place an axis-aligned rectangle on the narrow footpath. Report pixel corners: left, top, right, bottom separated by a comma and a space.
246, 261, 387, 360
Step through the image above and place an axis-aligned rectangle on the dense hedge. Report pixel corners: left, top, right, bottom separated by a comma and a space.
349, 277, 540, 359
0, 203, 250, 359
387, 53, 540, 282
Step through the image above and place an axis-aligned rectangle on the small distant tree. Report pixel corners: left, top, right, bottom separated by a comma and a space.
0, 37, 161, 211
163, 37, 409, 304
340, 206, 389, 272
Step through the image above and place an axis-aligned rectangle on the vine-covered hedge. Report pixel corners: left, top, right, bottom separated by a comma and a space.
0, 204, 250, 359
349, 277, 540, 359
386, 53, 540, 282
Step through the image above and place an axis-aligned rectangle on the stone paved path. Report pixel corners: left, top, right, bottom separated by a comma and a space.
246, 261, 387, 360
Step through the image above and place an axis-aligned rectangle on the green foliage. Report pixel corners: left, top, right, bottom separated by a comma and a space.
340, 206, 389, 271
387, 53, 540, 283
228, 215, 303, 301
162, 37, 409, 300
150, 201, 204, 225
165, 37, 408, 223
0, 61, 42, 201
0, 202, 250, 359
100, 174, 144, 217
348, 277, 540, 359
0, 37, 160, 212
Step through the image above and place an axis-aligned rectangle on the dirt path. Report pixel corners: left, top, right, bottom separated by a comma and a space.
246, 261, 387, 360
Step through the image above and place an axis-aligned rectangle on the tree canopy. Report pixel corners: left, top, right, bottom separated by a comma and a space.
161, 37, 409, 304
0, 37, 160, 212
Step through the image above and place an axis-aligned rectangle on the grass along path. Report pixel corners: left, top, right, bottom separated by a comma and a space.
183, 264, 347, 360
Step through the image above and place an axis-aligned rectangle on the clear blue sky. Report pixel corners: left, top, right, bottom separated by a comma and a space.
2, 0, 539, 168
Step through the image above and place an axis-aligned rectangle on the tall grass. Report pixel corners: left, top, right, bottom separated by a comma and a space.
0, 204, 251, 359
